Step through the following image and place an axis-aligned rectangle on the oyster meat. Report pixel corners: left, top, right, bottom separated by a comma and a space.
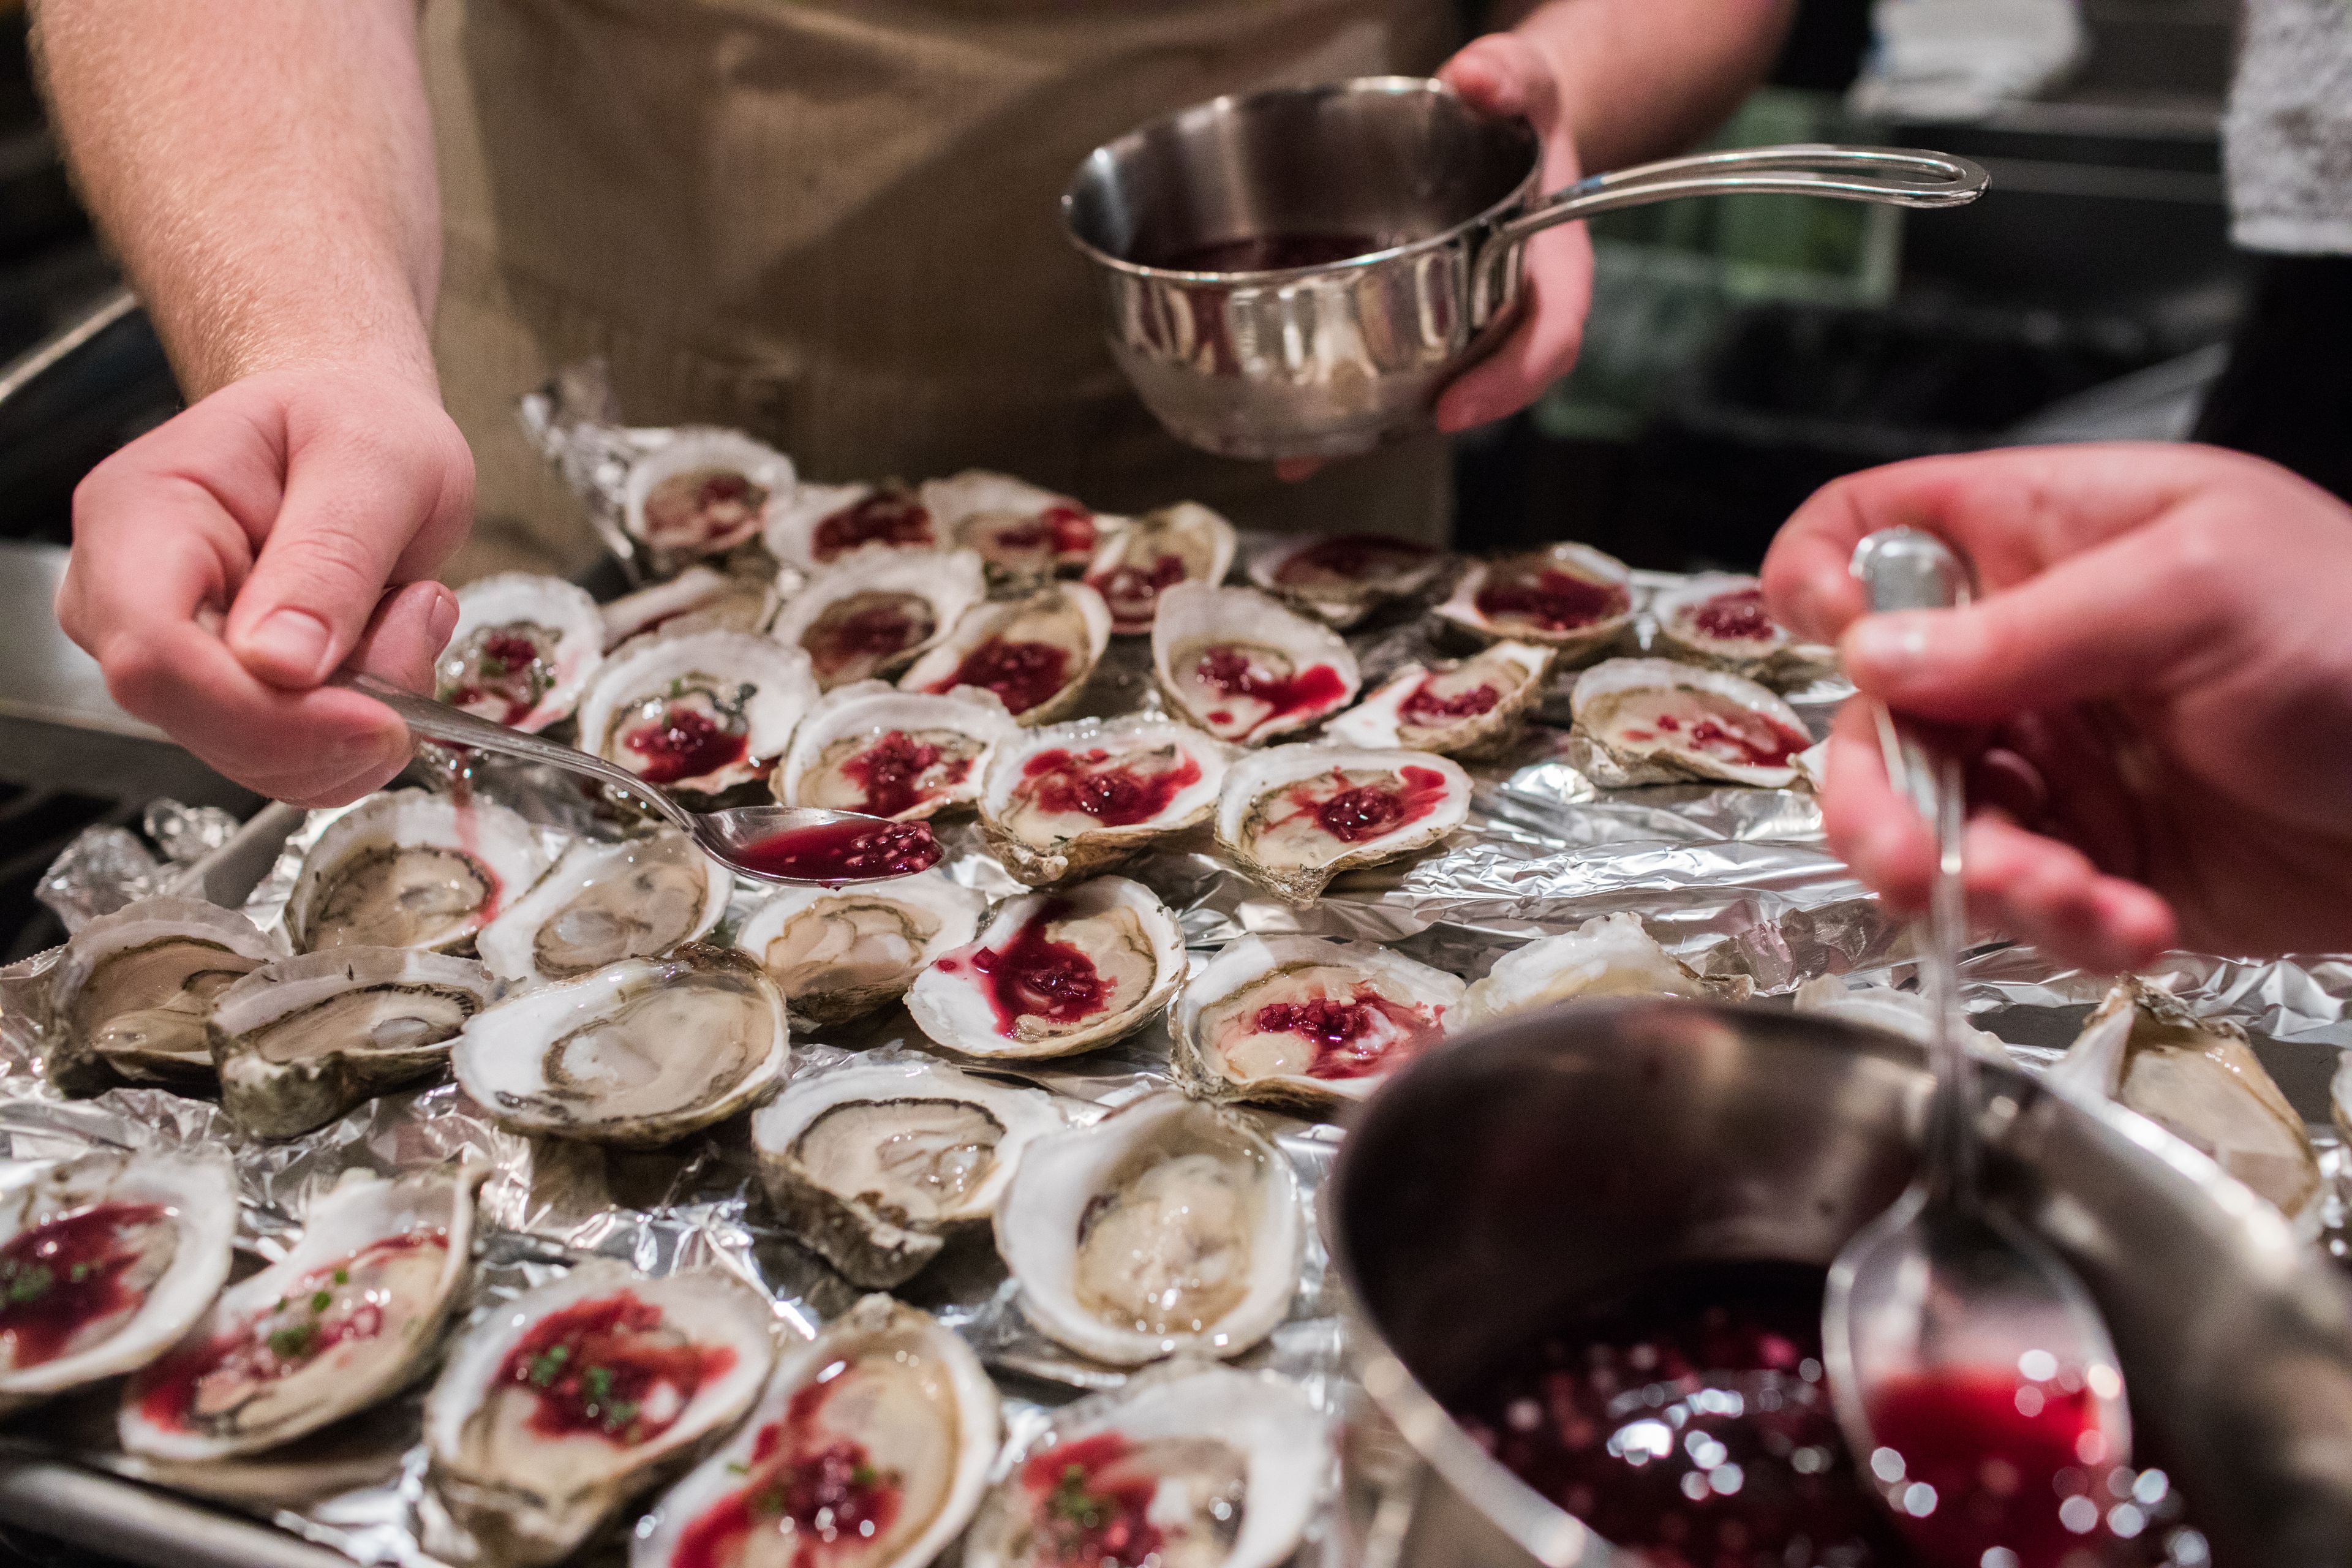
907, 877, 1184, 1060
1571, 658, 1814, 788
476, 830, 729, 986
764, 480, 938, 572
45, 895, 276, 1093
772, 683, 1016, 821
897, 582, 1110, 725
576, 629, 818, 798
1172, 935, 1461, 1108
1082, 501, 1237, 633
922, 470, 1101, 589
768, 548, 986, 690
1215, 745, 1471, 908
601, 566, 779, 650
285, 790, 551, 956
435, 573, 606, 733
750, 1059, 1066, 1287
1152, 583, 1360, 745
733, 870, 986, 1031
624, 431, 794, 567
1452, 913, 1738, 1032
995, 1093, 1302, 1365
1651, 572, 1800, 676
453, 944, 789, 1147
1324, 640, 1552, 757
121, 1163, 483, 1460
1435, 541, 1635, 661
979, 717, 1229, 886
425, 1260, 775, 1567
1247, 530, 1446, 628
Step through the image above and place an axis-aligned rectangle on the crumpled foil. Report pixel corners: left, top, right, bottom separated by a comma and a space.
36, 825, 160, 934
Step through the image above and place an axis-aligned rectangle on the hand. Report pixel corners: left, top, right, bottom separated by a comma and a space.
1762, 443, 2352, 970
56, 363, 475, 805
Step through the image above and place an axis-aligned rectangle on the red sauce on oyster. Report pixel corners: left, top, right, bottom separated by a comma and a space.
1191, 647, 1349, 737
930, 639, 1072, 717
1016, 1431, 1166, 1568
805, 600, 932, 684
441, 628, 556, 727
1400, 678, 1501, 725
1292, 764, 1453, 843
1272, 533, 1436, 587
1253, 992, 1435, 1079
733, 820, 943, 883
940, 898, 1108, 1036
623, 705, 751, 786
813, 490, 934, 562
1473, 567, 1630, 633
669, 1375, 903, 1568
645, 470, 769, 553
841, 731, 968, 819
497, 1291, 736, 1448
1686, 586, 1777, 643
1091, 555, 1188, 629
0, 1202, 169, 1370
1020, 747, 1202, 826
1621, 706, 1807, 769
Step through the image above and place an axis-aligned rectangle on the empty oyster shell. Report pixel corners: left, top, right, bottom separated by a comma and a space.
1082, 501, 1238, 633
286, 791, 552, 956
1435, 541, 1634, 661
897, 582, 1110, 725
425, 1260, 775, 1567
1324, 640, 1552, 758
750, 1058, 1065, 1286
922, 470, 1101, 590
601, 566, 780, 650
475, 829, 731, 986
1452, 913, 1741, 1032
764, 480, 939, 572
435, 573, 605, 733
211, 948, 498, 1139
733, 870, 987, 1032
0, 1150, 237, 1416
773, 682, 1017, 822
1215, 746, 1471, 908
979, 717, 1230, 886
768, 548, 987, 690
1151, 583, 1360, 745
1246, 530, 1447, 628
121, 1162, 483, 1460
453, 944, 790, 1147
1570, 658, 1814, 788
46, 895, 276, 1094
995, 1093, 1302, 1365
1792, 975, 2008, 1055
906, 877, 1185, 1060
1171, 935, 1461, 1109
1650, 572, 1800, 676
576, 629, 819, 799
624, 431, 794, 568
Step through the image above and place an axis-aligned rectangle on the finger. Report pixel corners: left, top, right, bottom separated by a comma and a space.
1959, 815, 2178, 971
1819, 701, 1936, 914
345, 579, 458, 695
1436, 33, 1558, 121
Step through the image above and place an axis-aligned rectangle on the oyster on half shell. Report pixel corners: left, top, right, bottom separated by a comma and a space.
475, 829, 730, 986
575, 630, 818, 799
1082, 501, 1237, 634
1324, 640, 1552, 758
1172, 935, 1461, 1109
1452, 913, 1744, 1032
923, 470, 1101, 590
435, 574, 605, 733
979, 717, 1229, 886
768, 548, 986, 690
1215, 746, 1471, 908
1435, 541, 1634, 662
772, 683, 1016, 822
1247, 530, 1446, 628
764, 480, 938, 573
285, 791, 551, 956
1151, 583, 1360, 745
733, 870, 986, 1031
45, 895, 276, 1094
624, 431, 793, 569
1649, 573, 1804, 678
600, 566, 778, 650
1571, 658, 1815, 788
897, 582, 1110, 725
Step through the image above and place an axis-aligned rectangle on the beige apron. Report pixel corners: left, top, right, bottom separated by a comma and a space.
421, 0, 1458, 582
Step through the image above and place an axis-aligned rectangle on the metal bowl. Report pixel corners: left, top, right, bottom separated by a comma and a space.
1327, 999, 2352, 1567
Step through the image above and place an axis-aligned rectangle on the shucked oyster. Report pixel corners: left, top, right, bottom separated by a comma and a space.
576, 629, 818, 799
1214, 745, 1471, 908
425, 1260, 775, 1567
767, 548, 986, 690
1324, 640, 1552, 758
733, 870, 986, 1031
1247, 530, 1446, 628
1083, 501, 1237, 634
1570, 658, 1814, 788
1651, 572, 1803, 678
45, 895, 276, 1094
624, 430, 793, 568
286, 791, 551, 956
475, 830, 731, 986
764, 480, 939, 573
979, 717, 1230, 886
923, 470, 1101, 590
600, 566, 778, 650
898, 582, 1110, 725
773, 683, 1017, 822
1151, 583, 1360, 745
121, 1163, 483, 1460
1172, 935, 1461, 1110
995, 1093, 1302, 1365
750, 1058, 1065, 1287
1452, 912, 1743, 1033
435, 573, 605, 733
1435, 541, 1635, 662
635, 1294, 1000, 1568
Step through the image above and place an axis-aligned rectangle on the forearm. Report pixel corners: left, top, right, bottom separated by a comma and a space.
30, 0, 442, 397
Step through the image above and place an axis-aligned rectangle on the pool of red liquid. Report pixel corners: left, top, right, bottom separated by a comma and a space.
931, 638, 1071, 715
1292, 763, 1452, 843
624, 706, 750, 785
1021, 746, 1202, 826
840, 731, 968, 819
734, 819, 942, 882
813, 489, 933, 561
1474, 566, 1630, 633
937, 897, 1107, 1036
0, 1202, 166, 1369
496, 1291, 733, 1448
669, 1376, 902, 1568
1150, 231, 1393, 272
1193, 646, 1349, 735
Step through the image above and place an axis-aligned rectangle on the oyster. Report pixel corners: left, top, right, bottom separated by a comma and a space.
624, 430, 794, 567
764, 480, 938, 573
1171, 935, 1461, 1109
576, 629, 818, 798
0, 1150, 237, 1416
1792, 975, 2008, 1055
45, 895, 276, 1093
897, 582, 1110, 725
1082, 501, 1237, 634
1571, 658, 1814, 788
425, 1260, 775, 1567
1324, 640, 1552, 758
1434, 541, 1635, 661
1247, 530, 1447, 628
1214, 746, 1471, 908
733, 870, 987, 1031
475, 829, 731, 986
963, 1365, 1327, 1568
922, 470, 1101, 589
773, 683, 1017, 822
635, 1294, 999, 1568
285, 790, 552, 956
211, 948, 497, 1139
768, 548, 986, 690
906, 877, 1185, 1060
750, 1058, 1065, 1286
453, 945, 790, 1147
979, 717, 1229, 886
995, 1093, 1302, 1365
1650, 572, 1799, 676
1452, 913, 1739, 1032
435, 573, 606, 733
1151, 583, 1360, 745
120, 1163, 483, 1460
600, 566, 778, 649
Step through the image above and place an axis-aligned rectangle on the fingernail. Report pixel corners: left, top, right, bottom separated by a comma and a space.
1844, 612, 1933, 677
427, 585, 460, 645
239, 609, 332, 684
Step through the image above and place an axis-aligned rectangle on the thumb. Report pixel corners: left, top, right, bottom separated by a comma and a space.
1438, 34, 1559, 123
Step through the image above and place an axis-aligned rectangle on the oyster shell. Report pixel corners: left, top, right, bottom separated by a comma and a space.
1434, 541, 1635, 661
1214, 746, 1471, 908
475, 829, 731, 986
1323, 640, 1552, 758
768, 548, 986, 690
285, 791, 552, 956
635, 1294, 999, 1568
120, 1163, 483, 1460
1650, 572, 1800, 677
600, 566, 778, 649
1246, 530, 1447, 628
733, 870, 987, 1031
453, 944, 790, 1147
1570, 658, 1814, 788
1171, 935, 1461, 1109
211, 948, 498, 1139
435, 573, 606, 733
576, 629, 818, 799
764, 480, 939, 573
1452, 913, 1741, 1032
45, 894, 276, 1093
906, 877, 1185, 1060
772, 683, 1017, 822
979, 717, 1230, 886
750, 1058, 1065, 1286
0, 1150, 237, 1416
995, 1093, 1302, 1365
897, 582, 1110, 725
1082, 501, 1237, 634
624, 431, 794, 567
1151, 583, 1360, 745
922, 470, 1101, 589
424, 1260, 775, 1567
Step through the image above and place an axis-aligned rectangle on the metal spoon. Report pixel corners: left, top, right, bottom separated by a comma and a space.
1822, 528, 2132, 1538
344, 673, 941, 884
